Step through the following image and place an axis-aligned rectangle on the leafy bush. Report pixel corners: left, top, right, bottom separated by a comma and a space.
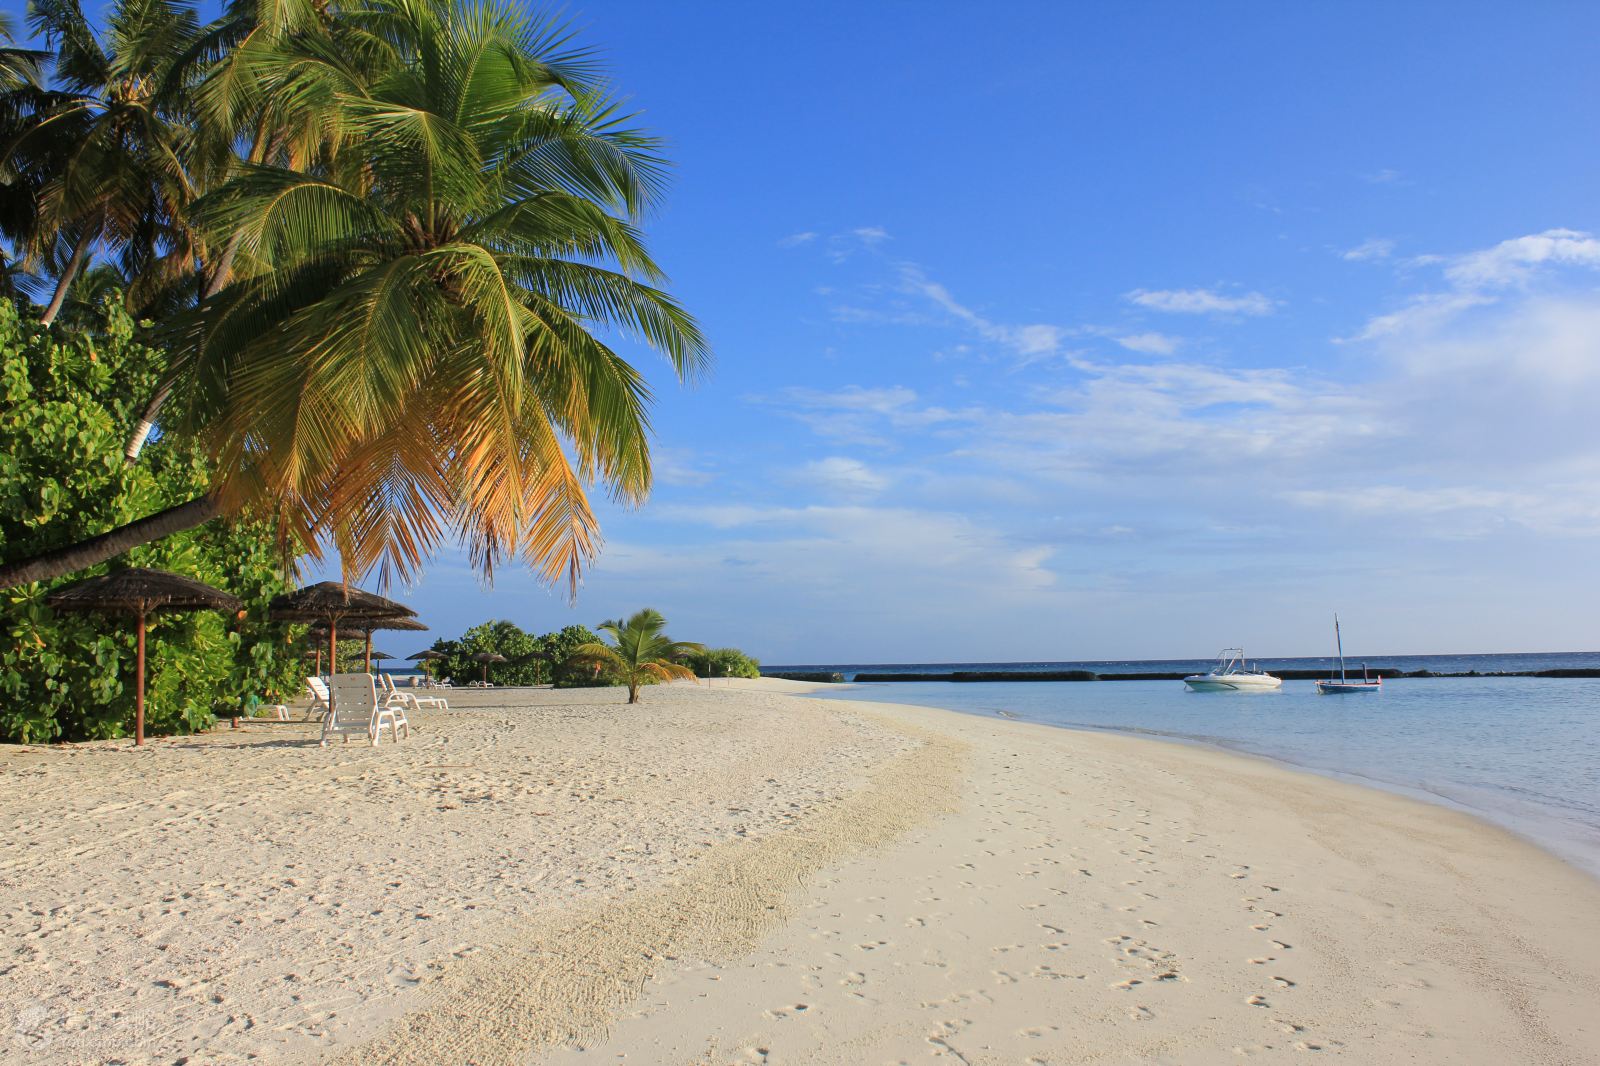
683, 646, 761, 679
429, 620, 618, 687
0, 298, 304, 742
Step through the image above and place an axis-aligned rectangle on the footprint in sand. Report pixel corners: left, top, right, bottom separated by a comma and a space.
762, 1003, 812, 1019
1246, 994, 1270, 1008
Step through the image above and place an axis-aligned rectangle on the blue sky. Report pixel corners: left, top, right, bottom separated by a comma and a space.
294, 2, 1600, 661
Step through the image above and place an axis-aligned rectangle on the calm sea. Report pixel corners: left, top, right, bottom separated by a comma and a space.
788, 653, 1600, 880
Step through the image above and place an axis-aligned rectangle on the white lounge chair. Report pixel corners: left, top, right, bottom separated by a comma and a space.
321, 673, 406, 746
306, 676, 331, 716
379, 672, 448, 712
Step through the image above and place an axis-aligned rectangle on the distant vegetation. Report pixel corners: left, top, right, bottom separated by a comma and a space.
682, 647, 761, 679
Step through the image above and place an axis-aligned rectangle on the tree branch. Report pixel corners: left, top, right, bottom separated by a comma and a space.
0, 492, 223, 589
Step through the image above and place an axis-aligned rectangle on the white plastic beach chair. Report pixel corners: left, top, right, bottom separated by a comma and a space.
321, 673, 405, 746
379, 672, 448, 712
306, 676, 331, 716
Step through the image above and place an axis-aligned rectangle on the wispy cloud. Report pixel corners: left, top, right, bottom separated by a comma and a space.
652, 448, 716, 487
898, 265, 1068, 360
1342, 237, 1396, 262
796, 456, 890, 497
758, 385, 969, 448
777, 231, 817, 248
1345, 228, 1600, 342
1360, 168, 1406, 185
1126, 287, 1275, 316
1444, 228, 1600, 289
1115, 332, 1181, 355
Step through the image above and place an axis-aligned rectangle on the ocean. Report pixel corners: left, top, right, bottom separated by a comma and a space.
786, 653, 1600, 879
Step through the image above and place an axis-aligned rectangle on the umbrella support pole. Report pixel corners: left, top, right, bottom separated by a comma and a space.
134, 610, 146, 746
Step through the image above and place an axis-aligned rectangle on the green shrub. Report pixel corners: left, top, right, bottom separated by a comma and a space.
683, 646, 761, 679
0, 297, 303, 742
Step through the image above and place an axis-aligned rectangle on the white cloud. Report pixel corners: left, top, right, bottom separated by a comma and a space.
797, 457, 890, 497
1345, 228, 1600, 342
1286, 485, 1600, 537
1115, 332, 1181, 355
1126, 287, 1275, 316
760, 385, 971, 448
1361, 168, 1405, 185
899, 265, 1068, 360
652, 449, 715, 487
1343, 292, 1493, 342
645, 504, 1057, 596
1444, 228, 1600, 289
852, 226, 890, 245
779, 385, 919, 414
777, 231, 817, 248
1342, 238, 1395, 262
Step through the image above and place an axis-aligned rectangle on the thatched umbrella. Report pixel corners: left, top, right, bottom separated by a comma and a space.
471, 651, 507, 686
407, 649, 448, 684
270, 582, 414, 678
360, 616, 427, 672
46, 568, 243, 746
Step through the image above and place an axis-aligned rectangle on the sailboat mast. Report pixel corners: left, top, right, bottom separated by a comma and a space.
1335, 614, 1346, 682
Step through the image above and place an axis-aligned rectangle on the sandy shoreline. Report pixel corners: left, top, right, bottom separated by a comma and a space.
2, 680, 1598, 1063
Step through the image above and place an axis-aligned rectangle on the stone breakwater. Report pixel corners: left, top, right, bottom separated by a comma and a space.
794, 668, 1600, 682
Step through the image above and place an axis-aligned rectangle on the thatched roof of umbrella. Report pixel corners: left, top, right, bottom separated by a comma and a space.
46, 568, 243, 746
368, 650, 395, 660
271, 582, 414, 677
470, 651, 507, 685
407, 650, 449, 661
48, 567, 243, 616
268, 581, 414, 624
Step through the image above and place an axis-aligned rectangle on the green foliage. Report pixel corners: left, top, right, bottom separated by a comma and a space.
0, 297, 302, 742
682, 647, 761, 679
431, 620, 614, 687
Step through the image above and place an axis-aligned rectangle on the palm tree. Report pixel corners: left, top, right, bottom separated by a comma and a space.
163, 0, 707, 591
0, 0, 707, 595
574, 608, 702, 704
9, 0, 204, 325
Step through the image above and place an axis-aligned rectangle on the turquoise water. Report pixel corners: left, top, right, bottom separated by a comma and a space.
808, 677, 1600, 879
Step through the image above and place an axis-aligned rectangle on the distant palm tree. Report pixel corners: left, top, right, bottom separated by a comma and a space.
575, 608, 702, 704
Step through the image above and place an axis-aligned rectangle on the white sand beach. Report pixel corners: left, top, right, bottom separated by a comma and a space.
3, 679, 1598, 1064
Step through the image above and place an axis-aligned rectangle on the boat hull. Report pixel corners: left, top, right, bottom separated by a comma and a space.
1316, 680, 1381, 693
1183, 675, 1283, 691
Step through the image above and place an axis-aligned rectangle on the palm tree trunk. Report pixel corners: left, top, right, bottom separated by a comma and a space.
0, 493, 222, 589
123, 380, 171, 463
39, 230, 93, 327
627, 678, 639, 704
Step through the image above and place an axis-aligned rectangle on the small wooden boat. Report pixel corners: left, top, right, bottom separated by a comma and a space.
1316, 616, 1382, 693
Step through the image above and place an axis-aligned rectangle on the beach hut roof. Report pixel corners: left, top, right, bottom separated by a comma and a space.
268, 581, 414, 623
46, 567, 242, 616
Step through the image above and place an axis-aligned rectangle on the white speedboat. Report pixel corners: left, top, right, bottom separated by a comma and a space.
1316, 615, 1382, 693
1183, 649, 1283, 691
